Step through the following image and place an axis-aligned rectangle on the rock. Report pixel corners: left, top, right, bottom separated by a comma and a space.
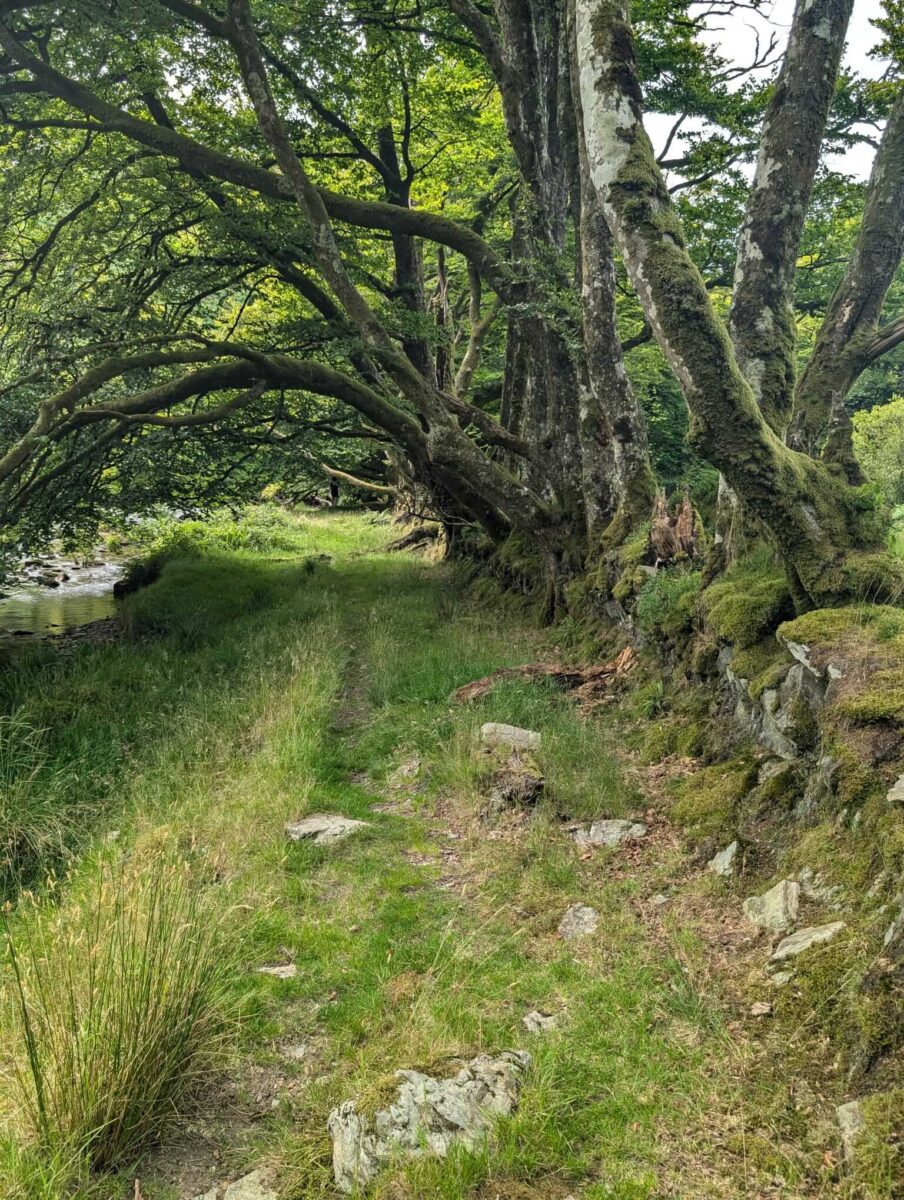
769, 969, 793, 986
257, 963, 297, 980
327, 1050, 530, 1193
750, 1001, 772, 1017
708, 840, 738, 877
484, 753, 544, 814
522, 1010, 558, 1033
649, 893, 669, 907
480, 722, 541, 752
836, 1100, 864, 1162
557, 903, 599, 939
882, 897, 904, 948
742, 879, 800, 933
573, 818, 647, 848
285, 813, 369, 844
770, 921, 846, 963
797, 866, 844, 909
193, 1172, 277, 1200
886, 773, 904, 805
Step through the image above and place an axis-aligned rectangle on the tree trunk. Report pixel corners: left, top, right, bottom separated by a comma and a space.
572, 0, 893, 607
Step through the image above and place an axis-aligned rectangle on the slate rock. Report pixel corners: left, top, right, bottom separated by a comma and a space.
742, 879, 800, 933
328, 1050, 530, 1193
574, 819, 647, 848
480, 722, 541, 752
836, 1100, 864, 1162
770, 921, 846, 963
285, 813, 369, 844
257, 963, 297, 980
558, 903, 599, 939
708, 840, 738, 877
522, 1010, 558, 1033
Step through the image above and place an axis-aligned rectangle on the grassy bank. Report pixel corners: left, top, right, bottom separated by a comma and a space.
0, 510, 897, 1198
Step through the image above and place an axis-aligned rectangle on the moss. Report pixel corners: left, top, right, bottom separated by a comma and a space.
848, 1088, 904, 1193
671, 758, 756, 841
834, 668, 904, 724
690, 636, 719, 677
779, 604, 904, 650
701, 563, 793, 649
729, 638, 793, 699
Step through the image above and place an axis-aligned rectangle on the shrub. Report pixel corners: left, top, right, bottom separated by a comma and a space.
3, 857, 234, 1176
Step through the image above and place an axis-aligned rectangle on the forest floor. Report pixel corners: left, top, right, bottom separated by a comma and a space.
0, 510, 895, 1200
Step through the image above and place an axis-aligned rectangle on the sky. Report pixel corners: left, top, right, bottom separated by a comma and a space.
648, 0, 889, 181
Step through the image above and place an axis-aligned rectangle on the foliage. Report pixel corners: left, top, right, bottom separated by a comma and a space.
635, 569, 702, 640
853, 395, 904, 503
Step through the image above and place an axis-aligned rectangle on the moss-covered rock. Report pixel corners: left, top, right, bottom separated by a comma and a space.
671, 757, 756, 841
701, 559, 794, 649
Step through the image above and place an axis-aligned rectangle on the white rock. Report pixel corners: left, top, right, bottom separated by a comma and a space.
836, 1100, 865, 1162
742, 879, 800, 933
769, 969, 793, 986
257, 963, 297, 980
328, 1051, 530, 1193
649, 893, 669, 907
886, 774, 904, 805
558, 903, 599, 939
750, 1001, 772, 1016
770, 921, 846, 963
480, 722, 541, 752
522, 1010, 558, 1033
708, 841, 738, 877
285, 813, 369, 844
193, 1190, 218, 1200
574, 819, 647, 848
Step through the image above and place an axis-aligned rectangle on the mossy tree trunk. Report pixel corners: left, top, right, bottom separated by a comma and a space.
572, 0, 898, 608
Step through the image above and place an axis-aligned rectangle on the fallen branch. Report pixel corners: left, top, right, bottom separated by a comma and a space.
452, 646, 637, 710
322, 464, 395, 496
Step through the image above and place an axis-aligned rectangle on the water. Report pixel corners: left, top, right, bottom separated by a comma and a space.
0, 562, 123, 640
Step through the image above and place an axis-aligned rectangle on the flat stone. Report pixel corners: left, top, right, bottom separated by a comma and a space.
224, 1172, 278, 1200
522, 1010, 558, 1033
743, 879, 800, 933
750, 1001, 772, 1017
328, 1050, 530, 1193
708, 840, 738, 877
192, 1172, 277, 1200
769, 969, 793, 986
557, 903, 599, 939
257, 963, 297, 980
649, 893, 669, 907
574, 819, 647, 848
285, 813, 369, 844
836, 1100, 864, 1162
480, 722, 541, 752
770, 921, 846, 963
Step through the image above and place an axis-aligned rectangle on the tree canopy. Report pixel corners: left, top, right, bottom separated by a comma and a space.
0, 0, 902, 605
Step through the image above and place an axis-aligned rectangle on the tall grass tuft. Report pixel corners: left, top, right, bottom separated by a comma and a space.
3, 856, 234, 1175
0, 712, 86, 896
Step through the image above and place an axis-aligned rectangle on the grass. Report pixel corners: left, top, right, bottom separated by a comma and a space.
0, 508, 897, 1198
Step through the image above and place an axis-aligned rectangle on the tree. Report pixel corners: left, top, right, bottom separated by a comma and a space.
573, 0, 904, 605
0, 0, 901, 609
